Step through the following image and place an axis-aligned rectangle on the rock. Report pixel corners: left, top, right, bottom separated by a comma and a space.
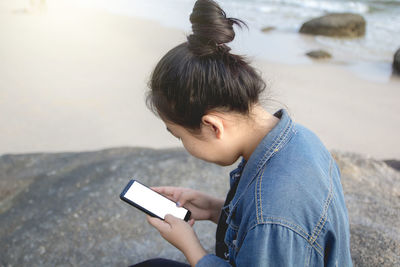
299, 13, 366, 38
0, 148, 399, 266
332, 151, 400, 266
0, 148, 231, 266
393, 48, 400, 75
306, 50, 332, 59
261, 26, 276, 33
384, 159, 400, 172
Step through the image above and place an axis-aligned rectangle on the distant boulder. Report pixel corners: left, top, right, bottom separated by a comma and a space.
384, 159, 400, 171
393, 48, 400, 75
300, 13, 366, 38
306, 50, 332, 59
261, 26, 276, 33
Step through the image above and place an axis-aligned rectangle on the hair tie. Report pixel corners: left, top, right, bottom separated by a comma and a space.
215, 42, 230, 54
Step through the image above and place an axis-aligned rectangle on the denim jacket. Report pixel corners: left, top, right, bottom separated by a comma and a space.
196, 109, 352, 267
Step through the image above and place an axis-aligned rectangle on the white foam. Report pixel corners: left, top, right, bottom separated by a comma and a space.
74, 0, 400, 67
272, 0, 370, 13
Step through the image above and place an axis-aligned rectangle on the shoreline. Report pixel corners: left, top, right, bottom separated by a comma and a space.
0, 4, 399, 160
70, 0, 399, 83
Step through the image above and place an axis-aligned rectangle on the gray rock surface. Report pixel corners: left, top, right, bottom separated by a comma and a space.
332, 151, 400, 266
393, 48, 400, 75
299, 13, 366, 38
0, 148, 231, 266
306, 50, 332, 59
0, 148, 399, 266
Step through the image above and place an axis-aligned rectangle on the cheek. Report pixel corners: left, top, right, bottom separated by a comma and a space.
181, 139, 213, 161
215, 150, 240, 166
181, 139, 202, 157
213, 143, 241, 166
183, 140, 238, 165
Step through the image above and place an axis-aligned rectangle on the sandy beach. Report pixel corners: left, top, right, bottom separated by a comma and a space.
1, 0, 399, 160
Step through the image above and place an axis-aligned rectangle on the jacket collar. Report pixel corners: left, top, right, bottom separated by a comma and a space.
229, 109, 296, 211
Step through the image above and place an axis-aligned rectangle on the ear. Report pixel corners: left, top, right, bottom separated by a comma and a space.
201, 114, 224, 139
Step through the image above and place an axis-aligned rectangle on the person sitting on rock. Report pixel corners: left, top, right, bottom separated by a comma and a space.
131, 0, 352, 266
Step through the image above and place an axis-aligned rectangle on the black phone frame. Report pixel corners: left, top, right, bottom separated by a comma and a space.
120, 179, 191, 222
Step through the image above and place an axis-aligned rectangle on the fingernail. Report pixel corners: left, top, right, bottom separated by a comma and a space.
176, 201, 181, 207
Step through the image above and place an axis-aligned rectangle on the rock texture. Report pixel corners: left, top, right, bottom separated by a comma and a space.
0, 148, 231, 266
306, 50, 332, 59
299, 13, 366, 38
0, 148, 399, 266
332, 151, 400, 266
393, 48, 400, 75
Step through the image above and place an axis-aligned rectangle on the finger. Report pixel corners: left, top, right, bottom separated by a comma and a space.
173, 191, 182, 205
152, 186, 182, 198
147, 215, 171, 232
188, 218, 195, 227
176, 190, 197, 207
164, 214, 181, 225
151, 186, 172, 195
151, 187, 181, 202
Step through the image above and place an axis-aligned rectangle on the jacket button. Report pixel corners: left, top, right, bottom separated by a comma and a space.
232, 239, 237, 247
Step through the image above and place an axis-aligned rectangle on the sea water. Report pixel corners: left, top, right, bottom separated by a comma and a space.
77, 0, 400, 81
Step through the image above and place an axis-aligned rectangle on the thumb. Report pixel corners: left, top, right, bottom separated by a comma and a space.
164, 214, 181, 225
147, 215, 170, 232
176, 191, 195, 207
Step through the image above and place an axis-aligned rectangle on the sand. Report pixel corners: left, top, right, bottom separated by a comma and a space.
1, 1, 399, 160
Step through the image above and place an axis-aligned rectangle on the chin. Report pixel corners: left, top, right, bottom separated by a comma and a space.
210, 156, 240, 167
194, 152, 240, 167
216, 161, 234, 166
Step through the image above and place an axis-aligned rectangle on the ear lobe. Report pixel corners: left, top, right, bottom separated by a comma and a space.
201, 114, 224, 139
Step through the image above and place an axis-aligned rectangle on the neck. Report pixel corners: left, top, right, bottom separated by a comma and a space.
239, 106, 280, 161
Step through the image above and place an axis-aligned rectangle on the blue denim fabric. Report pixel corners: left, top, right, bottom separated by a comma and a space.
196, 109, 352, 267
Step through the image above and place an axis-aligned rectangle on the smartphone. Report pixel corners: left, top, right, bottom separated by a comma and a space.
120, 179, 191, 222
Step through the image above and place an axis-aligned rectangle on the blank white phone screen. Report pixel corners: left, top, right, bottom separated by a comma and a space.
124, 181, 188, 220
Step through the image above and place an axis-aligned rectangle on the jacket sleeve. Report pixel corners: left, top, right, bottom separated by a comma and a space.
196, 223, 314, 267
234, 223, 314, 267
196, 254, 231, 267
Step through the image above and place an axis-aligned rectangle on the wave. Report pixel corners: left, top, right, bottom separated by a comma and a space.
78, 0, 400, 63
251, 0, 370, 14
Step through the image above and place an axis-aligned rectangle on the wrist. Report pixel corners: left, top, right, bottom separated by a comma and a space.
209, 209, 221, 224
209, 198, 224, 224
183, 243, 207, 267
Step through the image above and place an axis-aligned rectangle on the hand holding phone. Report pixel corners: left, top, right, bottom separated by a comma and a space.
152, 186, 225, 224
121, 180, 206, 267
120, 179, 191, 221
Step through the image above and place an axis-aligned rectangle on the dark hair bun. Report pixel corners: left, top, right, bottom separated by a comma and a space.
188, 0, 245, 56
